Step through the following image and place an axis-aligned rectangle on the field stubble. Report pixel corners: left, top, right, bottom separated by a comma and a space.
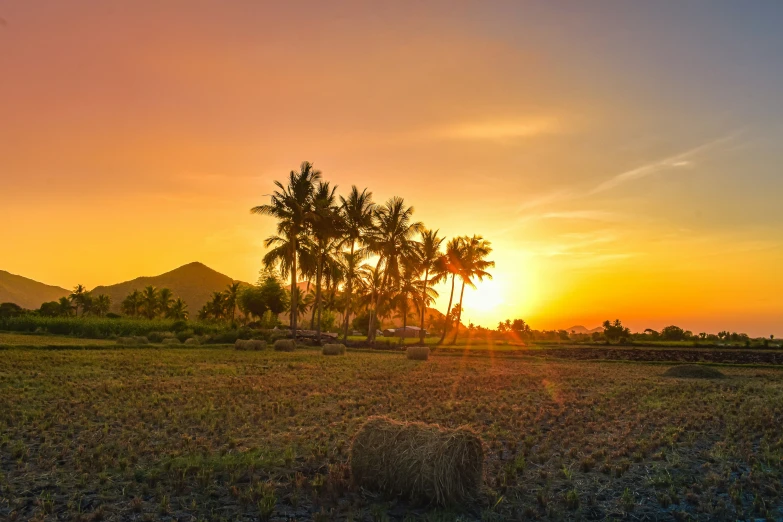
0, 345, 782, 521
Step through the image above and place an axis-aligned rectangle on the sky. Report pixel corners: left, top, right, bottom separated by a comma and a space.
1, 1, 782, 336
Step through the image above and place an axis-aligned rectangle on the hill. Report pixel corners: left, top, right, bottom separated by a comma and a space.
0, 270, 70, 309
92, 262, 246, 314
565, 325, 603, 335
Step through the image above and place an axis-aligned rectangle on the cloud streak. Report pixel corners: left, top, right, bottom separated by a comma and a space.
588, 130, 744, 195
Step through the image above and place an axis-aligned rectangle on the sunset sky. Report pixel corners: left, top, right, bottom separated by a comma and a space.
1, 1, 782, 335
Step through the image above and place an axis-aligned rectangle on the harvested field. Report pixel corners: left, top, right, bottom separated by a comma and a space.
0, 344, 781, 520
528, 346, 783, 365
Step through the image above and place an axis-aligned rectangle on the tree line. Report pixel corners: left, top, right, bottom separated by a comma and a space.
252, 161, 494, 344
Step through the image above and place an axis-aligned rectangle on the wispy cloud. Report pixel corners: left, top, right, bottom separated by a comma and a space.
588, 130, 744, 195
428, 117, 561, 142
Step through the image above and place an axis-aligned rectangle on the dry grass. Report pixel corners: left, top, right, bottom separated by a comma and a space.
273, 339, 295, 352
183, 337, 200, 346
0, 344, 781, 520
350, 416, 483, 506
235, 339, 267, 351
322, 343, 346, 355
116, 336, 149, 345
663, 364, 725, 379
406, 346, 430, 360
0, 333, 114, 347
162, 338, 181, 345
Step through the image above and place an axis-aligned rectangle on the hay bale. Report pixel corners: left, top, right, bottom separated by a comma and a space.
322, 343, 346, 355
162, 338, 181, 345
183, 337, 200, 346
663, 364, 725, 379
133, 336, 149, 345
406, 346, 430, 360
350, 416, 484, 506
235, 339, 268, 351
273, 339, 296, 352
116, 336, 136, 345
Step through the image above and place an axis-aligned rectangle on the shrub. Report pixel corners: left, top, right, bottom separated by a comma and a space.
406, 346, 429, 360
349, 416, 484, 506
322, 343, 346, 355
273, 339, 295, 352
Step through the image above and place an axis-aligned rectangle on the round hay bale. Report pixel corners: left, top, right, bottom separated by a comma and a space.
116, 336, 136, 346
350, 416, 484, 506
663, 364, 725, 379
234, 339, 248, 350
161, 338, 181, 345
406, 346, 430, 360
322, 343, 346, 355
133, 336, 149, 345
183, 337, 200, 346
247, 340, 266, 351
273, 339, 295, 352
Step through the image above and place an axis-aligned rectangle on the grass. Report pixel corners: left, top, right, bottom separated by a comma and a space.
0, 343, 782, 520
0, 332, 115, 347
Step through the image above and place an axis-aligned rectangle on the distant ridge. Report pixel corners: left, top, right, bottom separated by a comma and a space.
91, 262, 249, 314
565, 325, 603, 335
0, 270, 70, 309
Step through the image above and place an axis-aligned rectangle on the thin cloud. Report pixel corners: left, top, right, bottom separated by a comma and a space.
588, 130, 744, 195
428, 117, 561, 142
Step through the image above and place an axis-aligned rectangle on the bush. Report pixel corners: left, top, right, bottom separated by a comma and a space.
0, 316, 224, 339
273, 339, 295, 352
147, 331, 175, 343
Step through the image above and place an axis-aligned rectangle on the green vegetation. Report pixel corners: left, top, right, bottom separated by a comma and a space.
1, 344, 781, 520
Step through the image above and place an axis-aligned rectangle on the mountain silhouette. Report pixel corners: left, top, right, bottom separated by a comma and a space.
0, 270, 70, 309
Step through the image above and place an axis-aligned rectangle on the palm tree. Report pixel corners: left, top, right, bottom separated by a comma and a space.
69, 284, 87, 317
437, 238, 464, 345
208, 291, 226, 320
57, 296, 73, 317
168, 298, 189, 320
391, 259, 423, 345
251, 161, 321, 342
416, 229, 444, 344
141, 285, 159, 319
93, 294, 111, 317
122, 290, 142, 317
158, 288, 173, 318
339, 186, 375, 339
451, 235, 494, 344
366, 197, 423, 343
224, 282, 242, 325
307, 181, 342, 342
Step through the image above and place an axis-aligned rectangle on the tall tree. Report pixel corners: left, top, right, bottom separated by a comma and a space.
122, 290, 142, 317
168, 298, 189, 320
57, 296, 73, 317
437, 238, 464, 345
365, 197, 422, 343
158, 288, 173, 318
141, 285, 159, 320
416, 229, 444, 344
339, 186, 375, 340
93, 294, 111, 317
224, 282, 242, 325
251, 161, 321, 342
307, 181, 342, 342
69, 284, 87, 317
451, 235, 494, 344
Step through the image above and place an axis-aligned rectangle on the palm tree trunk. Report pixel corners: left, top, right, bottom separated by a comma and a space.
437, 274, 456, 345
400, 303, 408, 346
342, 242, 355, 341
419, 267, 429, 345
291, 236, 298, 342
315, 253, 323, 343
366, 256, 384, 343
451, 280, 466, 344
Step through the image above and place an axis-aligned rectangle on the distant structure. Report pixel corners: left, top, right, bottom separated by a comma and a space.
383, 326, 426, 338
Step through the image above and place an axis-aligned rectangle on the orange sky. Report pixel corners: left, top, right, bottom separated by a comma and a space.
1, 2, 782, 336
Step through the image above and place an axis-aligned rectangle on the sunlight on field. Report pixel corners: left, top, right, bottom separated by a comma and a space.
0, 332, 114, 347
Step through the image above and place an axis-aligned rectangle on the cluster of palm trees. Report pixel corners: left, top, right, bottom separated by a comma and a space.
121, 286, 188, 320
197, 282, 242, 323
252, 161, 494, 344
51, 285, 112, 317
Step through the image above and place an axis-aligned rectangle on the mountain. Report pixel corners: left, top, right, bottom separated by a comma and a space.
92, 262, 246, 314
565, 325, 603, 335
0, 270, 70, 309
